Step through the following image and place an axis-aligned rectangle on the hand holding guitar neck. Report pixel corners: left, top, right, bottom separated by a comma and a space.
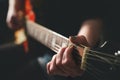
46, 36, 89, 77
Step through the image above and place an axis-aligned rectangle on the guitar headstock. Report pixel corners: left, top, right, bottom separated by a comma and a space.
114, 50, 120, 56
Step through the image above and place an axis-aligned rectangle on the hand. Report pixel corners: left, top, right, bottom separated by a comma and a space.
47, 36, 88, 77
6, 8, 25, 30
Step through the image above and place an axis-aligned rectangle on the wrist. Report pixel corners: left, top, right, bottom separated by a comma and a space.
69, 35, 90, 47
9, 0, 25, 12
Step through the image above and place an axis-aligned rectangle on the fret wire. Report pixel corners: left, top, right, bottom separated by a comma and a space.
56, 35, 62, 47
26, 20, 69, 53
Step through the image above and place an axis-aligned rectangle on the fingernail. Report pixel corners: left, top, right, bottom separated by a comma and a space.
69, 44, 74, 48
69, 36, 77, 40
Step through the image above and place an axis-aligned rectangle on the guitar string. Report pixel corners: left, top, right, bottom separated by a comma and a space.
87, 54, 115, 62
75, 43, 120, 66
72, 47, 118, 71
86, 50, 120, 65
84, 57, 114, 80
71, 48, 118, 79
86, 53, 114, 65
85, 62, 105, 75
86, 56, 120, 68
85, 64, 102, 80
86, 56, 110, 64
87, 54, 117, 71
73, 44, 120, 68
72, 50, 112, 79
85, 68, 100, 80
88, 49, 115, 58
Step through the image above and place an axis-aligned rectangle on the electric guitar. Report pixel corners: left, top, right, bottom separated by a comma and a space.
26, 20, 120, 80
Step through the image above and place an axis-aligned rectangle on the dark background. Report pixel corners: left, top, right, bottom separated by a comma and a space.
0, 0, 14, 45
0, 0, 120, 80
0, 0, 120, 45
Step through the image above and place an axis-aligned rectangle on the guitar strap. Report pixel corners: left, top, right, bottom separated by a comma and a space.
23, 0, 36, 53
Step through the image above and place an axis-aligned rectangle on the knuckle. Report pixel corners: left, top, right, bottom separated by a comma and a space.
56, 60, 62, 66
62, 59, 70, 65
49, 66, 54, 73
52, 55, 56, 60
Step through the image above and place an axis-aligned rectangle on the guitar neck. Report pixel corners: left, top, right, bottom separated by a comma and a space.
26, 20, 70, 53
26, 20, 95, 71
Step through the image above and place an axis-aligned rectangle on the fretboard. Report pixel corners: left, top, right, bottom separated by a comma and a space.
26, 20, 70, 53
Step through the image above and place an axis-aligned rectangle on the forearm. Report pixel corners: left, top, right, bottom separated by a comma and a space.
9, 0, 25, 11
78, 18, 103, 47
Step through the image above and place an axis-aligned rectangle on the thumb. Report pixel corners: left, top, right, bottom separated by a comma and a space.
69, 35, 89, 47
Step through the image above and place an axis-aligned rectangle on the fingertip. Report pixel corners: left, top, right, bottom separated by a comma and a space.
59, 47, 66, 53
69, 36, 76, 42
47, 62, 50, 67
47, 62, 51, 74
66, 45, 74, 52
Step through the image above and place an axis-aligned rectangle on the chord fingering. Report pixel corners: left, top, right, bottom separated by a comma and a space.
26, 20, 89, 71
